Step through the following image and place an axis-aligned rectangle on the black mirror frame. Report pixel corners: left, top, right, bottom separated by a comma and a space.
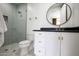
46, 3, 72, 26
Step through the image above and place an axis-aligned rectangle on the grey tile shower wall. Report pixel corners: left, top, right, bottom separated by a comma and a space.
0, 3, 18, 45
15, 4, 27, 42
0, 3, 27, 46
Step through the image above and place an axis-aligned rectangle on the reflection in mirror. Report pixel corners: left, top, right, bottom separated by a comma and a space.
46, 3, 72, 26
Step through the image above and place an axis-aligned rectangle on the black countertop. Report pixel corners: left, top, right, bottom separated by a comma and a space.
33, 27, 79, 33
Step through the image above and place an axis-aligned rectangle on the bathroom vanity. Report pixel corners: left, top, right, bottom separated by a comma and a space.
33, 28, 79, 56
33, 27, 79, 56
33, 3, 79, 56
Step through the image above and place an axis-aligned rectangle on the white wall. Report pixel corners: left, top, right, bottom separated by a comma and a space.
27, 3, 56, 34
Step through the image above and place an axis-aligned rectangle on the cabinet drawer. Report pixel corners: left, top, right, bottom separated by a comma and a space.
35, 32, 45, 39
34, 32, 45, 48
34, 47, 45, 56
34, 39, 45, 48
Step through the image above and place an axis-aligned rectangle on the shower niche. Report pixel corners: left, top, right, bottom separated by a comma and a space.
3, 15, 8, 25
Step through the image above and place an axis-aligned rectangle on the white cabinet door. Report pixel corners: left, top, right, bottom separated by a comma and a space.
45, 32, 60, 56
61, 33, 79, 56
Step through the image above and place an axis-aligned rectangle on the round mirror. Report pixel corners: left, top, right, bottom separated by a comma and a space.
46, 3, 72, 26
